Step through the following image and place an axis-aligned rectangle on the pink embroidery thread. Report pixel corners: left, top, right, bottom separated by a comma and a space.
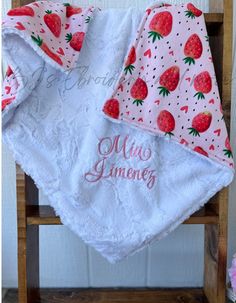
85, 135, 157, 189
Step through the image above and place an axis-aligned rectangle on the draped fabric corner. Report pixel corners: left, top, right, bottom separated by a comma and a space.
1, 1, 234, 263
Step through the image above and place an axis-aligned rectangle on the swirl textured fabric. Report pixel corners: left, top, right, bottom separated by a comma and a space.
2, 1, 234, 263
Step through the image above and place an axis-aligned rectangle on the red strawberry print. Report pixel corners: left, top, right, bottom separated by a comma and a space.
5, 86, 11, 94
157, 110, 175, 137
158, 66, 180, 97
188, 112, 212, 137
185, 3, 202, 18
15, 22, 26, 31
209, 144, 215, 151
194, 146, 209, 157
223, 137, 233, 158
6, 66, 13, 77
44, 10, 61, 38
148, 12, 173, 42
63, 3, 82, 18
7, 6, 34, 17
57, 47, 65, 56
2, 97, 15, 111
131, 78, 148, 106
103, 99, 120, 119
144, 49, 152, 58
31, 35, 63, 66
124, 46, 136, 75
214, 129, 221, 136
194, 71, 212, 100
184, 34, 203, 65
66, 32, 85, 52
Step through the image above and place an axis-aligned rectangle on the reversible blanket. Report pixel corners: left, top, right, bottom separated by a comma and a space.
2, 1, 235, 263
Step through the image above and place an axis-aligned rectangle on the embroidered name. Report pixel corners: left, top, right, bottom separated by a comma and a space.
85, 135, 157, 189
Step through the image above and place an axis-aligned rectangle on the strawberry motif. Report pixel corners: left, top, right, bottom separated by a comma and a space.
6, 66, 13, 77
15, 22, 26, 30
157, 110, 175, 137
194, 71, 212, 100
131, 78, 148, 106
2, 97, 15, 111
185, 3, 202, 18
31, 35, 63, 66
5, 86, 11, 94
148, 12, 173, 42
184, 34, 203, 65
158, 66, 180, 97
188, 112, 212, 137
144, 49, 152, 58
7, 6, 34, 17
44, 10, 61, 38
103, 99, 120, 119
63, 3, 82, 18
124, 47, 136, 75
194, 146, 209, 157
223, 137, 233, 158
85, 16, 91, 23
66, 32, 85, 52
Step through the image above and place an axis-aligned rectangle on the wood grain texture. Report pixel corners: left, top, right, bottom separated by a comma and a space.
26, 205, 219, 225
15, 0, 41, 300
204, 1, 233, 303
205, 13, 223, 23
4, 1, 233, 303
16, 166, 40, 303
4, 288, 209, 303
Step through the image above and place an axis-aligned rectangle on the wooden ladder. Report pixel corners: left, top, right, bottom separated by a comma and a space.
11, 0, 233, 302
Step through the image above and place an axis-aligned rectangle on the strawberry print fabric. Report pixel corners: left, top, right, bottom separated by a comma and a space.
1, 67, 18, 111
2, 1, 95, 116
2, 2, 235, 263
103, 2, 234, 171
2, 1, 95, 70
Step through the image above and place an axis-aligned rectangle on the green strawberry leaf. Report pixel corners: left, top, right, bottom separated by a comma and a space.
124, 65, 135, 75
223, 149, 233, 158
188, 127, 200, 137
31, 35, 43, 47
85, 16, 91, 23
185, 11, 195, 19
194, 92, 205, 100
183, 57, 195, 65
65, 33, 72, 42
158, 87, 170, 97
165, 132, 174, 138
148, 31, 163, 43
133, 99, 144, 106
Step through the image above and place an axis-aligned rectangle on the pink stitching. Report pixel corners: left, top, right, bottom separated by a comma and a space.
98, 135, 152, 162
85, 135, 156, 189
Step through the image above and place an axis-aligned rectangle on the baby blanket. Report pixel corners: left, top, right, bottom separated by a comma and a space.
2, 1, 234, 263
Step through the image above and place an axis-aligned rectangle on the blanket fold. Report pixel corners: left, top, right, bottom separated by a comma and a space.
102, 2, 234, 171
2, 1, 234, 263
2, 1, 96, 124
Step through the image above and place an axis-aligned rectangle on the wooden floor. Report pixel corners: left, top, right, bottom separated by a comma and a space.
3, 288, 210, 303
3, 288, 233, 303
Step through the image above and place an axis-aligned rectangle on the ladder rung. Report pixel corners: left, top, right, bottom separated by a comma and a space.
204, 13, 223, 23
26, 205, 219, 226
